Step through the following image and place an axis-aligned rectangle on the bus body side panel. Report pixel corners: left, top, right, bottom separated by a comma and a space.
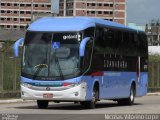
85, 71, 137, 100
81, 71, 138, 101
74, 72, 148, 100
102, 71, 135, 99
136, 72, 148, 97
101, 71, 148, 99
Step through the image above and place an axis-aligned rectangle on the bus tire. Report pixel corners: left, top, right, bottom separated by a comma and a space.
37, 100, 49, 109
118, 84, 135, 105
81, 85, 99, 109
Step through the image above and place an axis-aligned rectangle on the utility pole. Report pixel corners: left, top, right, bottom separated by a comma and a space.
0, 0, 1, 25
95, 0, 97, 17
51, 0, 60, 16
31, 0, 33, 21
113, 0, 115, 22
73, 0, 76, 16
124, 0, 127, 25
63, 0, 66, 16
19, 0, 20, 28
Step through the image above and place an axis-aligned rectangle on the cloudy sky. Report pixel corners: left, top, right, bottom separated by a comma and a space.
127, 0, 160, 25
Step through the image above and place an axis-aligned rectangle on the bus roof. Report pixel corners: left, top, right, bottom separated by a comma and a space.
28, 17, 140, 32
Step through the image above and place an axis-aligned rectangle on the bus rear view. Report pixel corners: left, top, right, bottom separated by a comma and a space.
14, 17, 148, 109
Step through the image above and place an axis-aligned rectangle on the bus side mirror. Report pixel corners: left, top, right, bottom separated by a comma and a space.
13, 38, 24, 57
79, 37, 90, 57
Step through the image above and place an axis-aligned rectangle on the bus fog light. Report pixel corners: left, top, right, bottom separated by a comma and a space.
75, 92, 79, 96
21, 83, 32, 89
81, 81, 86, 89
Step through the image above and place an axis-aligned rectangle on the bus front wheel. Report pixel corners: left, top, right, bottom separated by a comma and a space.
80, 85, 99, 109
37, 100, 49, 109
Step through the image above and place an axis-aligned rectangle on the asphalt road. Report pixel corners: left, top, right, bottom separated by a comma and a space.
0, 96, 160, 120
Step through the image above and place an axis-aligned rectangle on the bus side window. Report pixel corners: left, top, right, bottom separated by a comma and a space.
105, 29, 114, 49
82, 40, 93, 71
114, 31, 120, 48
114, 30, 123, 54
143, 34, 148, 55
84, 27, 95, 37
91, 27, 105, 70
136, 34, 141, 56
123, 32, 130, 55
134, 34, 139, 51
95, 27, 105, 48
138, 33, 148, 57
130, 33, 137, 56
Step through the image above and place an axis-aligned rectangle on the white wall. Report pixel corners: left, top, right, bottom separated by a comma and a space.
148, 46, 160, 55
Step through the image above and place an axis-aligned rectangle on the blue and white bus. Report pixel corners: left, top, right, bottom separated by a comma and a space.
14, 17, 148, 109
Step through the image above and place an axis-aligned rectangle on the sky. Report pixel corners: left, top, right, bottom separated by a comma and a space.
127, 0, 160, 25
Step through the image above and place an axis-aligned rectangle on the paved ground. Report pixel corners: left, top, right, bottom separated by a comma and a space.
0, 96, 160, 120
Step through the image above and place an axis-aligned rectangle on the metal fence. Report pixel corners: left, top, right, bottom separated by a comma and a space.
0, 42, 21, 91
148, 62, 160, 92
0, 43, 160, 92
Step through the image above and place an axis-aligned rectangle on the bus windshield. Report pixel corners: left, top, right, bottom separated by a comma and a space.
22, 32, 81, 80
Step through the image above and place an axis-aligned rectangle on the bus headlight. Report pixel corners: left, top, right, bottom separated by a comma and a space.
21, 83, 33, 89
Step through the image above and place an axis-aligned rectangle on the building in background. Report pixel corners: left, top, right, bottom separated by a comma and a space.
0, 0, 126, 30
59, 0, 126, 25
145, 20, 160, 46
0, 0, 51, 29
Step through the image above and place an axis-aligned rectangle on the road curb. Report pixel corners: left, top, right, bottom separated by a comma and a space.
0, 99, 35, 104
147, 93, 160, 96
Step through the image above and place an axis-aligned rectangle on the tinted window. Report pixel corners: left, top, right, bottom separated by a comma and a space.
24, 32, 52, 44
84, 27, 95, 37
82, 40, 93, 71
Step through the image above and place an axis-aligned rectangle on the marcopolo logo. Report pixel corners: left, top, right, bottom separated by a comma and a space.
63, 35, 81, 41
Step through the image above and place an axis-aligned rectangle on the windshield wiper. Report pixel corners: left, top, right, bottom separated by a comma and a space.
33, 62, 48, 80
55, 57, 64, 80
33, 66, 43, 80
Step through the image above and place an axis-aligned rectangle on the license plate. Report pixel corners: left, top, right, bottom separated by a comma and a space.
43, 93, 53, 98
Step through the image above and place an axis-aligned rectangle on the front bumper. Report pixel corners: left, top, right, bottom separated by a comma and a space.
21, 83, 87, 101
